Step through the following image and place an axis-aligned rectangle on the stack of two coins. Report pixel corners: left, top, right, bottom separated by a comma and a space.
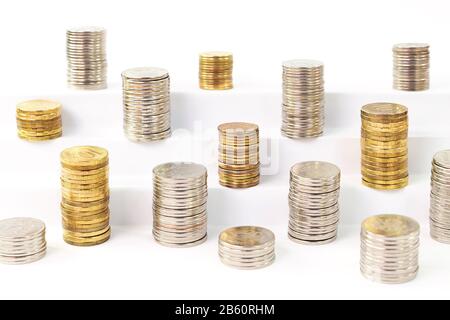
360, 214, 419, 284
218, 122, 260, 188
122, 67, 171, 142
430, 150, 450, 244
361, 103, 409, 190
16, 100, 62, 141
288, 161, 341, 245
199, 52, 233, 90
393, 43, 430, 91
219, 226, 275, 269
0, 218, 46, 265
153, 163, 208, 247
60, 146, 111, 246
281, 60, 325, 138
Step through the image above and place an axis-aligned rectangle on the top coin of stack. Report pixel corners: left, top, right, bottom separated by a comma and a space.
361, 103, 408, 190
393, 43, 430, 91
16, 99, 62, 141
66, 27, 107, 90
199, 51, 233, 90
281, 59, 325, 138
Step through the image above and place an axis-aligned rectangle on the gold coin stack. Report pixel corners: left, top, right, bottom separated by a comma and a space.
360, 214, 419, 284
430, 150, 450, 244
218, 226, 275, 270
393, 43, 430, 91
66, 27, 107, 90
281, 59, 324, 138
16, 100, 62, 141
152, 162, 208, 247
288, 161, 341, 245
60, 146, 111, 246
122, 67, 171, 142
361, 103, 408, 190
199, 52, 233, 90
218, 122, 260, 188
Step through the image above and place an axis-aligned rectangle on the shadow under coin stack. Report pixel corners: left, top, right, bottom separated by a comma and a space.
199, 52, 233, 90
153, 162, 208, 247
218, 226, 275, 269
288, 161, 341, 245
66, 27, 107, 90
360, 214, 419, 284
281, 59, 324, 138
0, 218, 46, 265
218, 122, 260, 188
122, 67, 171, 142
16, 99, 62, 141
361, 103, 408, 190
60, 146, 111, 246
430, 150, 450, 244
393, 43, 430, 91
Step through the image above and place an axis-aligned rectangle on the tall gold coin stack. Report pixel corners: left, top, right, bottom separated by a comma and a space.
122, 67, 171, 142
199, 52, 233, 90
393, 43, 430, 91
218, 226, 275, 270
16, 100, 62, 141
430, 150, 450, 244
361, 103, 408, 190
288, 161, 341, 245
218, 122, 260, 188
66, 27, 107, 90
360, 214, 419, 284
281, 59, 324, 138
60, 146, 111, 246
153, 162, 208, 247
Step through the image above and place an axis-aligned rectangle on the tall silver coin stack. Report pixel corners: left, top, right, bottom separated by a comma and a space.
288, 161, 340, 245
360, 214, 419, 284
430, 150, 450, 244
0, 217, 46, 265
281, 59, 325, 138
218, 226, 275, 270
152, 162, 207, 247
393, 43, 430, 91
122, 67, 171, 142
66, 27, 107, 90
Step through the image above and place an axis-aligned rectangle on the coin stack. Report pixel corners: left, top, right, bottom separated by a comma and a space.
218, 226, 275, 270
393, 43, 430, 91
199, 52, 233, 90
60, 146, 110, 246
16, 99, 62, 141
153, 162, 208, 247
122, 67, 171, 142
360, 214, 419, 284
66, 27, 107, 90
218, 122, 260, 188
0, 218, 46, 265
361, 103, 408, 190
281, 59, 324, 138
430, 150, 450, 244
288, 161, 341, 245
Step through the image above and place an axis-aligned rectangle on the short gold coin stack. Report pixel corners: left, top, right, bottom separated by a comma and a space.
153, 162, 208, 247
16, 100, 62, 141
122, 67, 171, 142
361, 103, 408, 190
60, 146, 111, 246
393, 43, 430, 91
281, 59, 325, 138
218, 122, 260, 188
66, 27, 107, 90
288, 161, 341, 245
360, 214, 419, 284
218, 226, 275, 270
199, 52, 233, 90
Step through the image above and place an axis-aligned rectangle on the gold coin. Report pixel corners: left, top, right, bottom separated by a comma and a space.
362, 175, 408, 185
361, 103, 408, 117
63, 227, 111, 246
61, 146, 108, 170
16, 99, 62, 114
362, 214, 419, 237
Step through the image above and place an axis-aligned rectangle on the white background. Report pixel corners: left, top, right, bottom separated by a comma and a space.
0, 0, 450, 300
